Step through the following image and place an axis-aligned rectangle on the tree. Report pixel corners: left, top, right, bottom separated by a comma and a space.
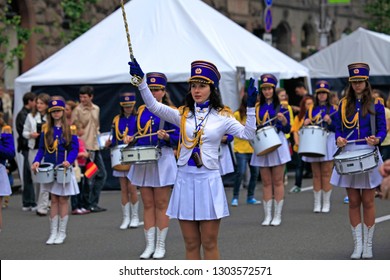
0, 0, 35, 74
365, 0, 390, 35
61, 0, 98, 44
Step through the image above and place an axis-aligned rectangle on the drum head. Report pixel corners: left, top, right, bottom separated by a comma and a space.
335, 149, 374, 160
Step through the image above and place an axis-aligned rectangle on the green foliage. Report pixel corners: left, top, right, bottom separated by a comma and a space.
0, 0, 32, 70
61, 0, 97, 43
364, 0, 390, 35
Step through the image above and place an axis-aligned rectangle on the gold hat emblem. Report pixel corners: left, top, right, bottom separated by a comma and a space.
53, 101, 57, 105
353, 69, 359, 74
320, 83, 325, 88
263, 77, 268, 82
125, 97, 130, 101
195, 68, 202, 74
150, 78, 156, 83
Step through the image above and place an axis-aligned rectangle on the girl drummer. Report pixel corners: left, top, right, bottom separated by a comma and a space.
302, 80, 337, 213
31, 96, 79, 245
250, 74, 291, 227
127, 73, 179, 259
129, 59, 257, 260
105, 92, 139, 230
330, 63, 386, 259
0, 124, 15, 232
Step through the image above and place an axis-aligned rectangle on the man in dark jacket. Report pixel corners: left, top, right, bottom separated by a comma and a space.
15, 92, 37, 211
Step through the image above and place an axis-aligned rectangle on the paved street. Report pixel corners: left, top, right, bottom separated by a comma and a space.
1, 175, 390, 260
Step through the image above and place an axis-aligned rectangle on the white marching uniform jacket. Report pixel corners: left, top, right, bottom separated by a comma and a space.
138, 81, 256, 166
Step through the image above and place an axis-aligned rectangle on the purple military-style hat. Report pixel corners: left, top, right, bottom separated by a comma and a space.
48, 96, 65, 113
260, 74, 278, 88
146, 72, 167, 90
119, 92, 136, 107
188, 60, 221, 88
315, 80, 330, 93
348, 62, 370, 82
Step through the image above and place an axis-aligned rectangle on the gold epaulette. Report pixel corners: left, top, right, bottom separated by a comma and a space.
1, 125, 12, 134
42, 123, 48, 134
178, 105, 189, 115
280, 100, 289, 109
219, 106, 234, 117
333, 104, 338, 111
339, 97, 346, 106
375, 97, 384, 105
138, 104, 146, 110
70, 125, 77, 135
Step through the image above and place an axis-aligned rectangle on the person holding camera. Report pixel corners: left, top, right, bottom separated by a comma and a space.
23, 93, 50, 216
128, 59, 257, 260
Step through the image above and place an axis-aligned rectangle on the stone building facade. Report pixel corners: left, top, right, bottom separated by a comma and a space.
1, 0, 370, 88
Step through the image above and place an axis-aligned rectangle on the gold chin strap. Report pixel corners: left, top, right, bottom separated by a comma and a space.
120, 0, 142, 86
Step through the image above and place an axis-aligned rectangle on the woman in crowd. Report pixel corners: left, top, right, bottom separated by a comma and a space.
251, 74, 291, 227
330, 63, 386, 259
23, 93, 50, 216
129, 59, 257, 259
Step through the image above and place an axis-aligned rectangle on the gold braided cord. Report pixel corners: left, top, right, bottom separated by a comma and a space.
136, 106, 152, 136
307, 104, 321, 124
341, 99, 359, 129
113, 115, 128, 141
176, 108, 204, 158
44, 137, 58, 154
255, 104, 269, 125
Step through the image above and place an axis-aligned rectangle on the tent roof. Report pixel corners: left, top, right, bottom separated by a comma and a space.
14, 0, 308, 113
301, 27, 390, 79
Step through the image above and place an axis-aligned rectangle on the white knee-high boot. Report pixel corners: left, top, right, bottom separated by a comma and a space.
129, 201, 139, 228
271, 200, 284, 226
54, 215, 68, 244
362, 224, 375, 259
120, 203, 130, 229
46, 215, 59, 245
261, 200, 273, 226
321, 190, 332, 213
313, 190, 322, 213
350, 223, 363, 259
140, 227, 156, 259
153, 227, 168, 259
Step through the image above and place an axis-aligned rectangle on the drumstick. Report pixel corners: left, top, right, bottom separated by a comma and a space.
257, 110, 289, 129
63, 150, 67, 189
315, 110, 337, 125
135, 129, 176, 139
333, 130, 355, 157
347, 137, 380, 144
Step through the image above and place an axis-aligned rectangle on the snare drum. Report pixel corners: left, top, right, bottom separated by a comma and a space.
250, 126, 281, 156
298, 126, 327, 157
334, 148, 379, 175
111, 144, 130, 171
56, 164, 73, 184
97, 132, 111, 150
121, 146, 161, 164
36, 163, 55, 184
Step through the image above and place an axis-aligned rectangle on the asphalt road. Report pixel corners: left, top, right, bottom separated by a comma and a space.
1, 174, 390, 260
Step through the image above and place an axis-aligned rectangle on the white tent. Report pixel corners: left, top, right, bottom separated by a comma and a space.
14, 0, 309, 115
301, 27, 390, 93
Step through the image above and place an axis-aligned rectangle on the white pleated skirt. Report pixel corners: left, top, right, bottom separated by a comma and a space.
41, 172, 80, 196
127, 147, 177, 187
218, 144, 235, 176
113, 169, 130, 178
330, 144, 383, 189
166, 164, 229, 221
0, 164, 12, 196
250, 131, 291, 167
302, 132, 337, 162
